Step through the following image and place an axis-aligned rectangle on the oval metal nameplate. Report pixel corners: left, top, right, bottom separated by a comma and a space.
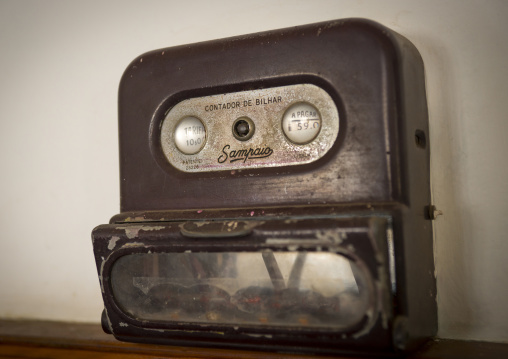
160, 84, 339, 173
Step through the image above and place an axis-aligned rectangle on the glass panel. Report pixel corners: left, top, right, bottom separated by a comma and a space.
111, 251, 371, 330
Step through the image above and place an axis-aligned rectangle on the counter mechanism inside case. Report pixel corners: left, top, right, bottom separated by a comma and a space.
92, 18, 437, 356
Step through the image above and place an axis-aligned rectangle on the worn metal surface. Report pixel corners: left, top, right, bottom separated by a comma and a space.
92, 216, 394, 355
160, 84, 338, 172
118, 18, 413, 212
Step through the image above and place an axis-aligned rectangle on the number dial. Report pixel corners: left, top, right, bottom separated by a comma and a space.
282, 102, 322, 144
174, 117, 206, 155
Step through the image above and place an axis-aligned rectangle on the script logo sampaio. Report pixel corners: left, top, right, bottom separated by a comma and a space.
217, 145, 273, 164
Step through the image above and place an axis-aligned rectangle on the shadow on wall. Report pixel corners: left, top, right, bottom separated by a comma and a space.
419, 32, 474, 340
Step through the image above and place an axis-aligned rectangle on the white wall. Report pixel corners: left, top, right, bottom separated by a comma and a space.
0, 0, 507, 344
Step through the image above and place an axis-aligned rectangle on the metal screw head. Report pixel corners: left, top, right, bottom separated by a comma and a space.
427, 205, 443, 220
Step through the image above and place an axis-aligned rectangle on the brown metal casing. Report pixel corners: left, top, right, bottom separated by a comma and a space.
92, 18, 436, 355
118, 18, 426, 212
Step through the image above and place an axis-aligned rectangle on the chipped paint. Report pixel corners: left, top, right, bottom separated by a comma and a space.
99, 259, 107, 294
316, 229, 347, 244
119, 322, 128, 327
284, 219, 299, 224
352, 307, 375, 339
122, 242, 144, 248
226, 221, 241, 232
115, 225, 166, 239
103, 308, 114, 334
180, 220, 264, 238
117, 226, 139, 239
141, 225, 166, 231
108, 236, 120, 250
123, 216, 145, 222
246, 333, 273, 339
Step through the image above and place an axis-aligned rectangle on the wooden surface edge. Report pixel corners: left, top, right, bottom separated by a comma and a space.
1, 319, 508, 359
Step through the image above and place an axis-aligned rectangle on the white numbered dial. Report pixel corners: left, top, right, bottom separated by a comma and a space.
282, 102, 322, 144
174, 116, 206, 155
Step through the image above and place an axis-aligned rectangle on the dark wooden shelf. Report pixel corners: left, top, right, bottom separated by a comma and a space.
1, 320, 507, 358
